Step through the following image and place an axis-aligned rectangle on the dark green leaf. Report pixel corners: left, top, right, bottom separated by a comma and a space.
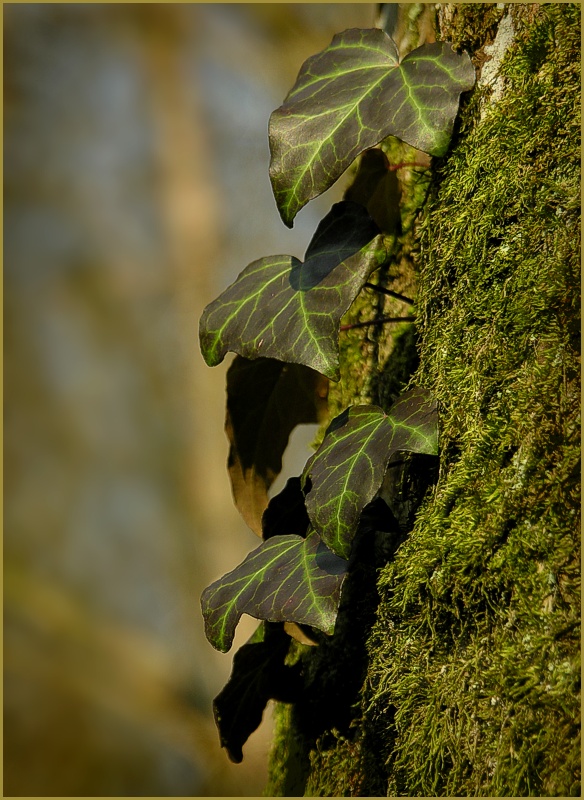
199, 202, 389, 380
269, 30, 475, 226
226, 357, 328, 536
302, 388, 438, 559
260, 480, 322, 647
201, 530, 348, 653
213, 622, 301, 763
344, 148, 402, 236
261, 476, 311, 540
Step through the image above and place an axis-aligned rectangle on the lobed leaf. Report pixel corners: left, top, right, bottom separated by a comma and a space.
199, 202, 389, 380
269, 29, 475, 226
201, 530, 348, 653
302, 388, 438, 559
226, 357, 328, 536
213, 622, 302, 763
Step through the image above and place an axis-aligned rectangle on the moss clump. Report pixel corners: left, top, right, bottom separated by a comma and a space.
437, 3, 505, 56
363, 4, 580, 796
265, 700, 312, 798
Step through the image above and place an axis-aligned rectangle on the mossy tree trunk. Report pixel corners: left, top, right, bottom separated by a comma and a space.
266, 4, 580, 796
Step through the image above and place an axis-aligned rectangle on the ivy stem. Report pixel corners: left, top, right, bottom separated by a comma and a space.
387, 161, 428, 171
340, 315, 415, 332
364, 282, 415, 305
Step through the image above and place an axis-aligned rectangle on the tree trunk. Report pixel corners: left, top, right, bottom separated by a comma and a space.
266, 4, 580, 796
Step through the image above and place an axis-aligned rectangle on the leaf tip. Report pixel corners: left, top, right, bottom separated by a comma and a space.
275, 194, 297, 229
200, 347, 223, 369
201, 588, 233, 654
198, 313, 225, 368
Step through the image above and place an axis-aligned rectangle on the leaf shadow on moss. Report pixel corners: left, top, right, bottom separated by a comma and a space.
278, 505, 403, 796
278, 451, 439, 796
371, 321, 420, 412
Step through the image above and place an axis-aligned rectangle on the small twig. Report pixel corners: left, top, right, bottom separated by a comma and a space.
387, 161, 428, 171
364, 282, 415, 305
340, 316, 415, 332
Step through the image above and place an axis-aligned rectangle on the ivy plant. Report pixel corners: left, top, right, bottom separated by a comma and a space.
269, 29, 475, 226
224, 356, 328, 536
200, 201, 389, 379
302, 388, 439, 560
198, 25, 474, 763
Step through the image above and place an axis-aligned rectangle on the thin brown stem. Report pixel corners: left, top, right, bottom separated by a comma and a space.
340, 316, 415, 332
387, 161, 429, 171
364, 282, 415, 305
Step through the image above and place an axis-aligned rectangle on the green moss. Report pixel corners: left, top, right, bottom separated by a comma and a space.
364, 4, 580, 796
437, 3, 505, 54
303, 732, 367, 797
265, 701, 312, 797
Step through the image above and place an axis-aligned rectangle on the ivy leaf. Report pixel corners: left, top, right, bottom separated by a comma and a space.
226, 357, 328, 536
199, 202, 389, 380
260, 477, 319, 647
344, 148, 402, 236
269, 30, 475, 226
302, 388, 438, 559
201, 530, 348, 653
213, 622, 302, 763
261, 476, 311, 541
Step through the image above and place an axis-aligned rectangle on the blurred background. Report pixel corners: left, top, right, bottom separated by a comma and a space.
4, 3, 376, 796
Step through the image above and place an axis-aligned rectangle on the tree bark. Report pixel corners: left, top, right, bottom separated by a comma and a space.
266, 4, 580, 796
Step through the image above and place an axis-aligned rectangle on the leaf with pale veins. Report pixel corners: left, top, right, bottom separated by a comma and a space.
201, 530, 348, 653
199, 201, 389, 380
269, 29, 475, 226
302, 388, 438, 559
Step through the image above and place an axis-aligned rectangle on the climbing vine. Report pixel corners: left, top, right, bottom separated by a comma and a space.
198, 24, 474, 763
